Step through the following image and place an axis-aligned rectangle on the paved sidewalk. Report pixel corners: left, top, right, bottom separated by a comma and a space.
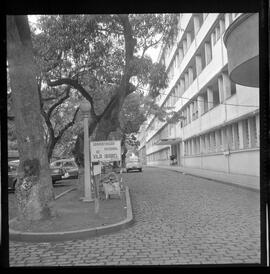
147, 165, 259, 191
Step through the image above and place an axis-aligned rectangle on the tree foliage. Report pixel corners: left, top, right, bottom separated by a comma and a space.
30, 14, 179, 166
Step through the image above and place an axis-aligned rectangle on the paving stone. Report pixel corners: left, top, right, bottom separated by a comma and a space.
9, 168, 260, 266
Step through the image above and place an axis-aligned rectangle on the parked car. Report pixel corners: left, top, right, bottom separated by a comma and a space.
50, 165, 65, 184
50, 158, 79, 180
8, 160, 19, 191
8, 159, 66, 189
126, 158, 142, 173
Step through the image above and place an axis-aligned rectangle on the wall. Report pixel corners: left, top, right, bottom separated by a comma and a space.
181, 148, 259, 177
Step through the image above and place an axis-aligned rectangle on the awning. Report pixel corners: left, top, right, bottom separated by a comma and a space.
154, 138, 182, 145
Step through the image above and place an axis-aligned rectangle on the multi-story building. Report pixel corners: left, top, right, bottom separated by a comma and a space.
137, 13, 259, 187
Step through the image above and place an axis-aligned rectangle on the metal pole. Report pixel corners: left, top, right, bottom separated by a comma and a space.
82, 112, 93, 202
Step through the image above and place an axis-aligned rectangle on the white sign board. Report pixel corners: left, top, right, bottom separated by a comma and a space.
90, 140, 121, 162
93, 164, 101, 175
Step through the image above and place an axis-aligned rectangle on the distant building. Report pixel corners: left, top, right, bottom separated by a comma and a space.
137, 13, 259, 186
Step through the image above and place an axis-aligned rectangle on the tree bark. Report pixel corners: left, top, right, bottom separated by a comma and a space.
7, 16, 54, 222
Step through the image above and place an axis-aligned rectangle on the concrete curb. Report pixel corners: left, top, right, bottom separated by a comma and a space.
9, 187, 134, 242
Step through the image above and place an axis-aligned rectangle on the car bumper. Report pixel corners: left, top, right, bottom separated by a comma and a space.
62, 172, 78, 179
127, 167, 142, 171
51, 174, 63, 182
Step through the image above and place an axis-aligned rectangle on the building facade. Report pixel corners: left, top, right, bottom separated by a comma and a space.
137, 13, 259, 183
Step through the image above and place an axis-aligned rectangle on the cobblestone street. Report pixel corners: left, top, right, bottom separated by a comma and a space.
9, 167, 261, 266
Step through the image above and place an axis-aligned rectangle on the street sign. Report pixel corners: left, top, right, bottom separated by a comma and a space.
90, 140, 121, 162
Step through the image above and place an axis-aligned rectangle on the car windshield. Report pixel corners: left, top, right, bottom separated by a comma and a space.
50, 162, 61, 168
63, 162, 76, 167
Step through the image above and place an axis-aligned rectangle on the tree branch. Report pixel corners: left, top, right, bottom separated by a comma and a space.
118, 14, 136, 82
55, 107, 79, 143
141, 35, 163, 60
47, 85, 71, 119
47, 78, 97, 120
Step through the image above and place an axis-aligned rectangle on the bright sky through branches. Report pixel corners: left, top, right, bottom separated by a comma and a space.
27, 15, 161, 63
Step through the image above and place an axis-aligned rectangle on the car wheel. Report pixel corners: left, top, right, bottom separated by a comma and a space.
127, 169, 129, 173
139, 168, 142, 172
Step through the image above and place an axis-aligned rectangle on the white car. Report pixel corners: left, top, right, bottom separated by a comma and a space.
126, 159, 142, 173
50, 159, 79, 179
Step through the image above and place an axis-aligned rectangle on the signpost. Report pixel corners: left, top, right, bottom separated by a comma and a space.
90, 140, 121, 162
90, 140, 122, 214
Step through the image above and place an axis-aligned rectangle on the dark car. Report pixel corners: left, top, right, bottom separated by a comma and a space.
50, 165, 65, 184
8, 160, 19, 191
50, 159, 79, 180
8, 160, 65, 189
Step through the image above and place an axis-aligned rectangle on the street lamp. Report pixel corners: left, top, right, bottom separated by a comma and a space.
79, 99, 94, 202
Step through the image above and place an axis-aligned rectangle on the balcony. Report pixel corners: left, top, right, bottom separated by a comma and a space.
223, 13, 259, 87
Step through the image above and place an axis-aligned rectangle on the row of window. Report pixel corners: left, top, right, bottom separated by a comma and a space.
163, 13, 240, 74
147, 70, 237, 148
162, 13, 207, 69
146, 123, 169, 149
184, 115, 259, 156
179, 71, 236, 127
163, 14, 227, 89
146, 115, 259, 162
147, 147, 170, 162
158, 13, 240, 114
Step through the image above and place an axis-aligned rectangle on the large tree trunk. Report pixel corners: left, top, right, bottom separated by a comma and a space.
7, 16, 54, 222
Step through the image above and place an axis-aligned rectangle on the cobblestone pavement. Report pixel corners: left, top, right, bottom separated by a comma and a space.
9, 168, 261, 266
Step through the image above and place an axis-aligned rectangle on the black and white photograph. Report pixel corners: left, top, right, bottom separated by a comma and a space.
3, 2, 269, 268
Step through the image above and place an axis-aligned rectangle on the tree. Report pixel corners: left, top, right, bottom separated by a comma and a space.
31, 14, 179, 167
6, 16, 54, 221
118, 92, 146, 164
37, 82, 80, 161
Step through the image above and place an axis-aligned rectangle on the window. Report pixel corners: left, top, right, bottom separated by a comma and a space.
215, 129, 222, 151
212, 32, 216, 46
51, 161, 62, 168
183, 39, 187, 55
200, 135, 204, 153
226, 125, 233, 150
193, 99, 198, 120
233, 123, 240, 150
220, 18, 225, 34
204, 41, 212, 65
205, 134, 210, 153
203, 92, 208, 113
196, 137, 200, 154
184, 72, 189, 90
188, 67, 194, 85
218, 76, 224, 102
194, 15, 201, 34
228, 13, 233, 25
231, 82, 236, 96
215, 25, 220, 43
249, 117, 257, 148
195, 55, 203, 76
63, 161, 76, 168
212, 87, 220, 107
242, 119, 250, 148
210, 132, 216, 152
